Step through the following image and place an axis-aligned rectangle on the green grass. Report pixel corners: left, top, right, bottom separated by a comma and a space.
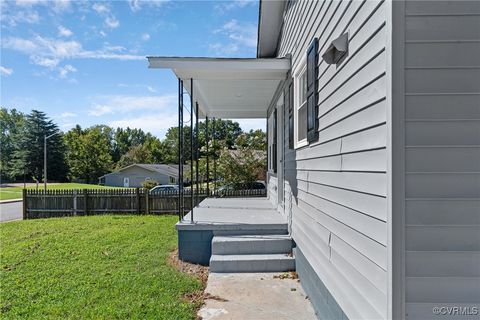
0, 215, 202, 319
0, 183, 126, 201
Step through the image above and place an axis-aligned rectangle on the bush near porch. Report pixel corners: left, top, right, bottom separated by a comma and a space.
0, 215, 202, 319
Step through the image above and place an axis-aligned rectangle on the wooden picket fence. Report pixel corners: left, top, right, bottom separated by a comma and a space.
22, 187, 266, 219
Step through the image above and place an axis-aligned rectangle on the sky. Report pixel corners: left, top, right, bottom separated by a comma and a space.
0, 0, 265, 138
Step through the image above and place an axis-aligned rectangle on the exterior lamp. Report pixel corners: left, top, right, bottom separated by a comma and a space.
322, 33, 349, 65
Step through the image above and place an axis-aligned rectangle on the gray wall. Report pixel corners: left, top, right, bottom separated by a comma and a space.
104, 166, 175, 187
274, 1, 389, 318
403, 1, 480, 318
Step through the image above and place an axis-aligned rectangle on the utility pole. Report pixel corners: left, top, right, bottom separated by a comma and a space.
44, 132, 60, 191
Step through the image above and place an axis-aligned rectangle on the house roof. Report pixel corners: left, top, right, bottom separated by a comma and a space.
147, 57, 290, 118
257, 0, 286, 58
100, 163, 180, 178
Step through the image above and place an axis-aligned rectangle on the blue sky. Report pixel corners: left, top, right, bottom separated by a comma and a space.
0, 0, 264, 138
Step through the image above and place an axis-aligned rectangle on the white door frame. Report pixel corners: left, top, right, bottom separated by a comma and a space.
276, 94, 284, 211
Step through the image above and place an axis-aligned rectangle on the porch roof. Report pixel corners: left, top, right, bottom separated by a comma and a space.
147, 57, 290, 118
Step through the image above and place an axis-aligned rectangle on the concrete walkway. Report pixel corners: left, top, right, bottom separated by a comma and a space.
199, 273, 317, 320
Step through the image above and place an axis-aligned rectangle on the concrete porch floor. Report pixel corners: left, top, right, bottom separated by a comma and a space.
178, 197, 287, 231
198, 273, 317, 320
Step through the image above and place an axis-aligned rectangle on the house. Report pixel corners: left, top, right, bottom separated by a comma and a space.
98, 164, 179, 188
148, 1, 480, 319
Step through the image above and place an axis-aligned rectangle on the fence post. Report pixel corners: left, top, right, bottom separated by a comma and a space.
145, 189, 150, 215
135, 188, 140, 214
22, 189, 27, 219
73, 189, 78, 215
83, 189, 88, 215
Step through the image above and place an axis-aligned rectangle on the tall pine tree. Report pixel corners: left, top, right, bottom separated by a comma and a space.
10, 110, 67, 182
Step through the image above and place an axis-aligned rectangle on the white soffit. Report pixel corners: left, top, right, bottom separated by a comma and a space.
147, 57, 290, 118
257, 0, 286, 58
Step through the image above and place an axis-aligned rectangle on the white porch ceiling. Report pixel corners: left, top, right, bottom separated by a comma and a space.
147, 57, 290, 118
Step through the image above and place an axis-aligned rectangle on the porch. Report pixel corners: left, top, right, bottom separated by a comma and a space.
148, 56, 291, 270
176, 197, 290, 268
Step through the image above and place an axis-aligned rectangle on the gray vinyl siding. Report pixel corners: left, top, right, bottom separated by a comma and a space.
403, 1, 480, 318
276, 1, 389, 318
104, 167, 174, 188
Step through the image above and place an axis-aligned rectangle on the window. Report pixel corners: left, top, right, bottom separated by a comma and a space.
169, 176, 175, 184
294, 60, 308, 148
293, 38, 319, 148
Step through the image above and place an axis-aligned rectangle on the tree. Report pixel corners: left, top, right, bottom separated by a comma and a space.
217, 146, 266, 184
64, 126, 113, 183
160, 126, 192, 164
10, 110, 67, 182
112, 127, 150, 162
115, 144, 152, 169
0, 108, 25, 181
235, 129, 267, 150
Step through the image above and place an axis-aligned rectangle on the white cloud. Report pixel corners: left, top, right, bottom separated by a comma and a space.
51, 0, 71, 13
146, 86, 156, 93
109, 113, 177, 138
2, 36, 145, 68
210, 19, 257, 55
58, 64, 77, 78
0, 66, 13, 76
88, 94, 176, 116
105, 16, 119, 29
92, 3, 109, 14
128, 0, 168, 13
60, 112, 77, 118
2, 0, 71, 27
214, 0, 255, 14
30, 56, 60, 67
209, 42, 239, 55
89, 94, 179, 137
58, 25, 73, 37
91, 3, 119, 30
141, 33, 150, 41
88, 104, 113, 116
1, 9, 39, 26
15, 0, 42, 7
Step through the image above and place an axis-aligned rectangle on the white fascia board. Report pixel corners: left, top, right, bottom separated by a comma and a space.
147, 57, 290, 79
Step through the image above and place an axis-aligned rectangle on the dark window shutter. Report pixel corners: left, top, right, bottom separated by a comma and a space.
306, 38, 318, 142
273, 109, 277, 173
285, 79, 294, 149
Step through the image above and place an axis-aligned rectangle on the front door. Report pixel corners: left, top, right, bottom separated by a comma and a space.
123, 177, 130, 188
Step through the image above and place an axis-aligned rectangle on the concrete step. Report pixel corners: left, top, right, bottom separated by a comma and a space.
212, 235, 292, 255
209, 254, 295, 273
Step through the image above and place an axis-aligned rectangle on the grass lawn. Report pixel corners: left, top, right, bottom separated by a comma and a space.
0, 183, 125, 201
0, 215, 202, 319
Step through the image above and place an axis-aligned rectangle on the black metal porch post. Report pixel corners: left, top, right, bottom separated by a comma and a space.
195, 102, 199, 207
205, 116, 209, 196
178, 78, 184, 221
190, 78, 194, 222
212, 117, 217, 197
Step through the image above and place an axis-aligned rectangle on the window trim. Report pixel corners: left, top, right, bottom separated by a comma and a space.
293, 58, 308, 149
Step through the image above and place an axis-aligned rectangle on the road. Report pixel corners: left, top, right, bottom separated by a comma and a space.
0, 201, 23, 222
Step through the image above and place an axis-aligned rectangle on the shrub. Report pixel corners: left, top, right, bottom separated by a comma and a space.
142, 179, 158, 189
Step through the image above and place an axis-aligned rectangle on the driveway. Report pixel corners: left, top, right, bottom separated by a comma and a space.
0, 200, 23, 222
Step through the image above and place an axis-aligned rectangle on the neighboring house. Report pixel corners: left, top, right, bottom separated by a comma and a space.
98, 164, 179, 188
149, 1, 480, 319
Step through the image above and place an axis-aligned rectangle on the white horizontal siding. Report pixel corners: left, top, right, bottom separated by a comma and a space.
277, 1, 389, 318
